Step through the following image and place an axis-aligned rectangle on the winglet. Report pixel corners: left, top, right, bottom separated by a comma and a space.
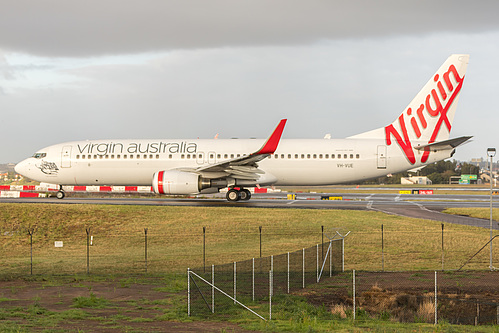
255, 119, 287, 155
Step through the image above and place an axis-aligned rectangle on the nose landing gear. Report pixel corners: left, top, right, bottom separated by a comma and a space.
56, 185, 65, 199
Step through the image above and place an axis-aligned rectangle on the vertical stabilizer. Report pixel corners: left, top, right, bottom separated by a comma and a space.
349, 54, 469, 164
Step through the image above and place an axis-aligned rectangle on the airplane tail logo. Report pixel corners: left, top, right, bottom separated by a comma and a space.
350, 54, 469, 165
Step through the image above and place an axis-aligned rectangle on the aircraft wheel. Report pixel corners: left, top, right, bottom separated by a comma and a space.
226, 189, 240, 202
239, 189, 251, 201
56, 190, 65, 199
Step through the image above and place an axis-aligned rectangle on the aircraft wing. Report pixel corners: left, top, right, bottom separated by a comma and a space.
190, 119, 287, 181
414, 136, 473, 151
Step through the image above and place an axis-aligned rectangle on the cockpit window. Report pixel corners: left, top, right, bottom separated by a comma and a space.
32, 153, 47, 159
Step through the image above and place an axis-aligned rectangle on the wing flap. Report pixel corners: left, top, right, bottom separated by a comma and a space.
195, 119, 286, 181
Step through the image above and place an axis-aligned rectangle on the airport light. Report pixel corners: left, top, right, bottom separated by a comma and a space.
487, 147, 496, 270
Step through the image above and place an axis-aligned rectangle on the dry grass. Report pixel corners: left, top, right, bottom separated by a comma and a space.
0, 203, 497, 275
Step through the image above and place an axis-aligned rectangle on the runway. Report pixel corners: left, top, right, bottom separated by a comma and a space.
1, 191, 499, 231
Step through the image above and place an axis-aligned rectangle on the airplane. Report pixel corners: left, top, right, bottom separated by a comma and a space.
15, 54, 471, 202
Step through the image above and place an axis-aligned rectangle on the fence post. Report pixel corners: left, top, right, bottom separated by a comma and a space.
234, 261, 236, 304
27, 228, 34, 275
144, 228, 148, 273
187, 268, 191, 316
259, 226, 262, 258
287, 252, 290, 294
86, 227, 91, 274
252, 258, 255, 301
353, 269, 356, 322
441, 223, 444, 271
203, 226, 206, 273
381, 224, 384, 272
342, 237, 345, 272
434, 271, 437, 325
321, 225, 324, 262
269, 270, 273, 321
329, 240, 332, 277
211, 264, 214, 313
316, 244, 319, 283
302, 248, 305, 288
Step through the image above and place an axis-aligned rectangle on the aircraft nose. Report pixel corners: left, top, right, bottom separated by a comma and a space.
15, 159, 30, 176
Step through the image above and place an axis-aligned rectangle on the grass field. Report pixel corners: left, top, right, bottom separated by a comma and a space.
1, 203, 498, 276
0, 203, 498, 332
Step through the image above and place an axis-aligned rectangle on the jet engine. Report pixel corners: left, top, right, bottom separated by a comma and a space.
152, 170, 224, 195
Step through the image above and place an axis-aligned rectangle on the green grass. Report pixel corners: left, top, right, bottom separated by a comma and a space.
72, 292, 110, 309
0, 204, 498, 331
0, 203, 498, 276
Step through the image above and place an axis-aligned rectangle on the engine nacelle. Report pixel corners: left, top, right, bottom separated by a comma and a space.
152, 170, 207, 195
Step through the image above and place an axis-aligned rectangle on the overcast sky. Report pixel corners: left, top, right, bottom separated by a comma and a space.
2, 0, 499, 163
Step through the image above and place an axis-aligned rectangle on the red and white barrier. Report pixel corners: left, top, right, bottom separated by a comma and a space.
0, 191, 47, 198
1, 183, 278, 197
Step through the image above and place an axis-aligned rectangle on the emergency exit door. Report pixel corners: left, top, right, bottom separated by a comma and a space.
377, 145, 387, 169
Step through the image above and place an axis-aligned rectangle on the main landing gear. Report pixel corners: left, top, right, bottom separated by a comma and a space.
226, 188, 251, 202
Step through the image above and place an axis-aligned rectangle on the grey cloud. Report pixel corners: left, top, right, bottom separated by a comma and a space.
1, 0, 499, 57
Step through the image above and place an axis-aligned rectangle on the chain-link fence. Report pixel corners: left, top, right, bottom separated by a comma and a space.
190, 266, 499, 325
188, 240, 344, 319
346, 270, 499, 325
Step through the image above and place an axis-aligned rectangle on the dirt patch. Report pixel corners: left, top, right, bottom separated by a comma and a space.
0, 276, 258, 332
304, 271, 499, 325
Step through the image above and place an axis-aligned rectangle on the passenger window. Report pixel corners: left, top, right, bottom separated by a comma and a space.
281, 154, 284, 159
325, 154, 329, 159
301, 154, 305, 159
307, 154, 310, 159
356, 154, 360, 159
210, 154, 214, 159
137, 155, 140, 159
181, 154, 185, 159
111, 155, 114, 159
82, 155, 85, 159
156, 155, 159, 159
169, 154, 173, 159
224, 154, 228, 159
76, 155, 80, 159
217, 154, 221, 159
295, 154, 298, 159
313, 154, 317, 159
288, 154, 291, 159
344, 154, 347, 159
105, 155, 109, 159
338, 154, 341, 159
230, 154, 234, 158
130, 155, 134, 159
186, 155, 190, 159
117, 155, 121, 159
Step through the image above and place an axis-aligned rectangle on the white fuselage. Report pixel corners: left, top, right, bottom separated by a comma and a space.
15, 138, 452, 187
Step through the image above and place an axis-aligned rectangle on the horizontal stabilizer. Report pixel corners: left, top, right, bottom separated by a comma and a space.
414, 136, 472, 151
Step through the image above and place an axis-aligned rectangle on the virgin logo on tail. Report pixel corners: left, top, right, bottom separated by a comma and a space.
385, 63, 465, 164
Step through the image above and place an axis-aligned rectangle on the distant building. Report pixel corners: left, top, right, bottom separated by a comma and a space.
401, 176, 432, 185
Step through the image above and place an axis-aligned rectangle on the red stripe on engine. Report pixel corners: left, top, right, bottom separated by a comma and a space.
157, 171, 164, 194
